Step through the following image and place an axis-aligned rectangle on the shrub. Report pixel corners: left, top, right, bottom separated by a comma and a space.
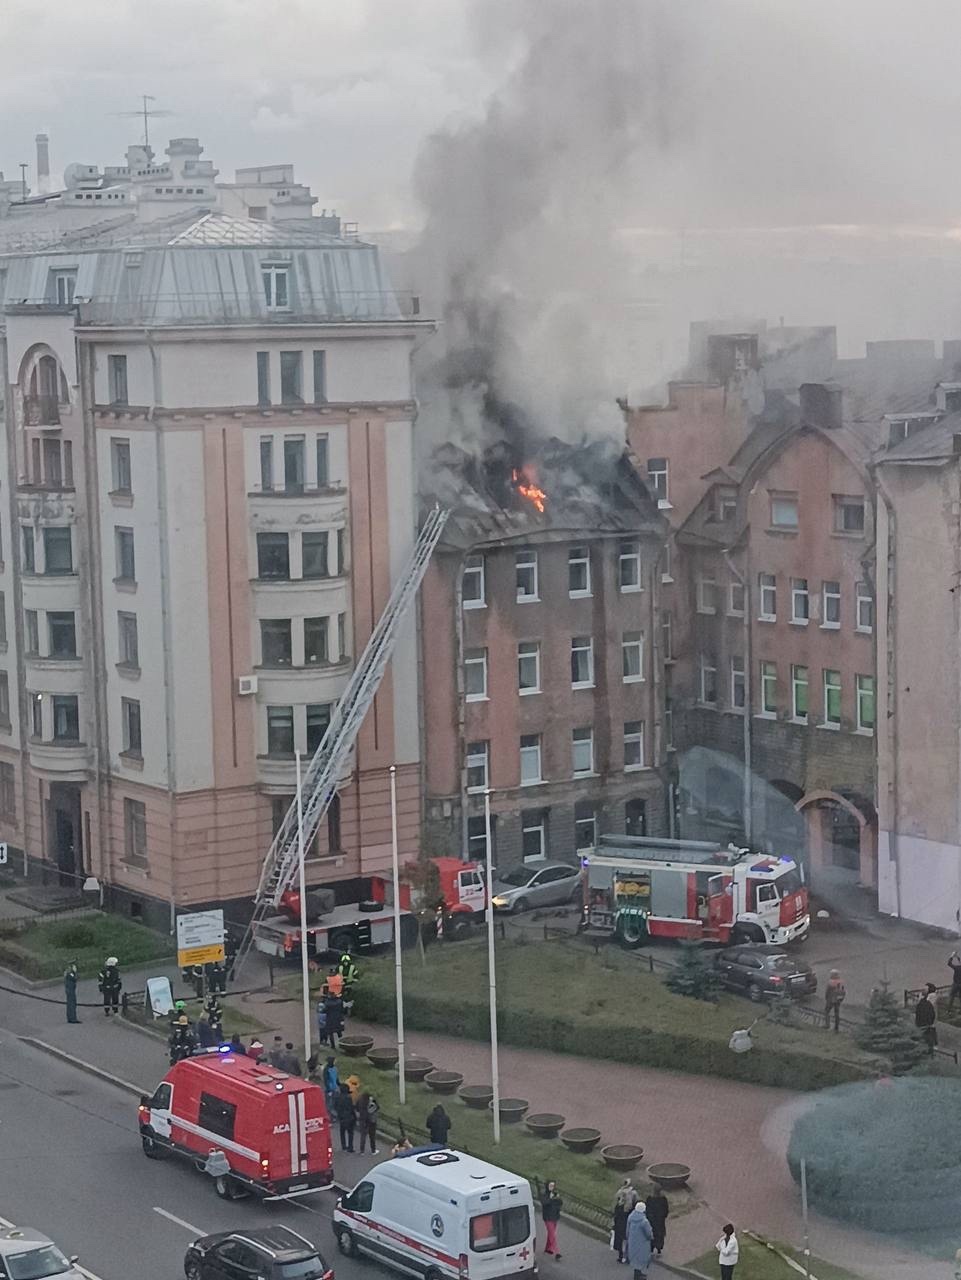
664, 941, 721, 1002
855, 980, 927, 1075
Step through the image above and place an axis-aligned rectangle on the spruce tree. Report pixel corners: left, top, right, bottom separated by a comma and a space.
665, 941, 721, 1002
855, 980, 927, 1074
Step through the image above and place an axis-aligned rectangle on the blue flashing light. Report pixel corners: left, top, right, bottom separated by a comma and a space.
218, 1043, 231, 1053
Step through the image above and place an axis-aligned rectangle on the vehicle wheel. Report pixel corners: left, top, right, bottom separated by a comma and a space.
214, 1174, 238, 1199
510, 897, 530, 914
749, 983, 766, 1003
328, 929, 355, 953
336, 1228, 357, 1258
358, 900, 384, 913
730, 925, 764, 946
425, 1270, 443, 1280
184, 1258, 202, 1280
446, 914, 472, 941
141, 1130, 167, 1159
615, 915, 648, 949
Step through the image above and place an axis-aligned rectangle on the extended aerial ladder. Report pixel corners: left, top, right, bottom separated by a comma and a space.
233, 504, 449, 974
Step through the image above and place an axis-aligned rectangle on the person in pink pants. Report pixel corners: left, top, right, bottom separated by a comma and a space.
541, 1181, 563, 1260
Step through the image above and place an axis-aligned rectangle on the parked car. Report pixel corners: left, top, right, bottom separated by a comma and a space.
490, 861, 583, 912
713, 944, 817, 1002
184, 1227, 333, 1280
0, 1227, 84, 1280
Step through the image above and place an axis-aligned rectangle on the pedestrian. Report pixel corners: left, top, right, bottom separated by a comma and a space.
391, 1136, 413, 1156
916, 983, 939, 1054
228, 1032, 247, 1056
322, 1057, 340, 1113
204, 993, 223, 1041
612, 1179, 637, 1263
190, 963, 205, 999
824, 969, 846, 1032
97, 956, 122, 1016
196, 1015, 216, 1049
282, 1041, 302, 1075
645, 1185, 669, 1256
326, 969, 345, 999
324, 995, 344, 1051
268, 1034, 286, 1068
168, 1015, 196, 1064
426, 1104, 451, 1146
625, 1200, 653, 1280
335, 1083, 357, 1152
949, 952, 961, 1010
540, 1180, 563, 1261
316, 1000, 328, 1046
338, 952, 359, 1006
357, 1093, 380, 1154
716, 1224, 739, 1280
346, 1072, 363, 1103
249, 1037, 266, 1062
63, 960, 80, 1024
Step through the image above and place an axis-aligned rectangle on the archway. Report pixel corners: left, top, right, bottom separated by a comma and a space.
795, 789, 877, 890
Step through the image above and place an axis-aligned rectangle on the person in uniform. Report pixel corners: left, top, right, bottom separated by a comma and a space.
63, 960, 80, 1024
98, 956, 122, 1016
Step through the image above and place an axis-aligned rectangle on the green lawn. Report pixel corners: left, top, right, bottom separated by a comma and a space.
0, 912, 173, 980
689, 1235, 865, 1280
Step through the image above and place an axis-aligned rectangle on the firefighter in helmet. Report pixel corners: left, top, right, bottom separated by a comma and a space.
337, 952, 359, 1006
98, 957, 122, 1017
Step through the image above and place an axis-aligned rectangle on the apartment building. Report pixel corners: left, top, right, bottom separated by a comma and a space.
0, 148, 428, 925
421, 440, 668, 868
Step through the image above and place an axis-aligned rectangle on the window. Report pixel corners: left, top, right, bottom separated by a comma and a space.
574, 800, 596, 850
647, 456, 669, 503
699, 654, 718, 705
122, 697, 142, 755
760, 661, 777, 717
306, 703, 332, 754
313, 350, 328, 404
568, 546, 591, 596
622, 631, 644, 682
256, 531, 289, 579
790, 578, 809, 624
791, 664, 809, 722
770, 494, 799, 528
262, 267, 289, 310
857, 674, 876, 733
717, 487, 738, 521
470, 1206, 531, 1253
266, 705, 295, 756
467, 813, 494, 862
728, 579, 745, 616
515, 548, 538, 601
624, 720, 645, 770
111, 438, 132, 493
44, 527, 72, 575
21, 527, 35, 575
281, 437, 305, 493
661, 539, 673, 582
856, 582, 874, 633
53, 271, 76, 305
52, 694, 79, 741
0, 762, 15, 816
304, 616, 329, 665
521, 810, 547, 862
0, 593, 6, 646
259, 437, 274, 491
834, 495, 865, 534
336, 528, 346, 576
625, 797, 647, 836
465, 649, 488, 700
198, 1092, 237, 1142
280, 351, 303, 405
342, 1181, 374, 1215
108, 354, 128, 406
124, 797, 147, 866
823, 669, 841, 727
696, 573, 718, 614
260, 619, 292, 667
819, 580, 841, 629
572, 726, 594, 776
518, 641, 540, 694
114, 527, 134, 582
520, 734, 542, 785
25, 610, 39, 656
316, 435, 330, 488
618, 541, 641, 591
118, 612, 138, 667
337, 612, 348, 659
731, 655, 746, 710
462, 554, 485, 608
466, 740, 489, 793
571, 636, 594, 688
0, 674, 9, 727
661, 609, 674, 662
43, 436, 63, 487
302, 531, 329, 578
48, 612, 76, 659
758, 573, 776, 620
31, 693, 42, 739
257, 351, 271, 406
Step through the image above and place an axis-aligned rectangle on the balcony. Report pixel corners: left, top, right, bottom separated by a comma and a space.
28, 737, 92, 779
23, 396, 61, 427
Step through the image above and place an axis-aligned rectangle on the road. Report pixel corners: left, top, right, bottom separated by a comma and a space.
0, 1036, 371, 1280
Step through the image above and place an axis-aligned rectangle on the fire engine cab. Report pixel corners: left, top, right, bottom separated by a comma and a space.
583, 835, 809, 947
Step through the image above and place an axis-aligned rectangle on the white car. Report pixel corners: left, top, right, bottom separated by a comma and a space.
0, 1228, 84, 1280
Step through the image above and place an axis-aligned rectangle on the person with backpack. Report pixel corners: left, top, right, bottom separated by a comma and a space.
357, 1092, 380, 1154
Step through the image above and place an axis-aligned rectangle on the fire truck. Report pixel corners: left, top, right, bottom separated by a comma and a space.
582, 835, 809, 947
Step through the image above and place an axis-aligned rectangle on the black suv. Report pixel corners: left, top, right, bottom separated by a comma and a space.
714, 944, 817, 1002
184, 1227, 333, 1280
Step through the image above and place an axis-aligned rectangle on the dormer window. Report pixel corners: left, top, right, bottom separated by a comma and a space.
50, 270, 77, 306
262, 267, 290, 311
716, 487, 737, 521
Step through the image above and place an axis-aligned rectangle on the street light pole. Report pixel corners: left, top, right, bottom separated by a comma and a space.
484, 787, 501, 1143
295, 751, 312, 1066
800, 1156, 811, 1280
390, 765, 406, 1105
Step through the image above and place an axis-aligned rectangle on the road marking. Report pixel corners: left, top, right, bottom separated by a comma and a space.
152, 1206, 206, 1236
0, 1212, 107, 1280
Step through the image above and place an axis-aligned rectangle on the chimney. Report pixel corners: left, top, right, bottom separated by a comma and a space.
936, 382, 961, 413
707, 333, 759, 384
799, 382, 844, 430
35, 132, 49, 195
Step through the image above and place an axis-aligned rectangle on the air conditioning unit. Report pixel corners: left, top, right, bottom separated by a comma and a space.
237, 675, 258, 696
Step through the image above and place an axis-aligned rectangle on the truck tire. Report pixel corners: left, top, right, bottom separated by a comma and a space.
445, 913, 472, 941
328, 929, 356, 953
214, 1174, 239, 1199
749, 983, 766, 1003
359, 900, 384, 913
140, 1130, 167, 1159
731, 924, 764, 946
336, 1228, 357, 1258
615, 914, 648, 949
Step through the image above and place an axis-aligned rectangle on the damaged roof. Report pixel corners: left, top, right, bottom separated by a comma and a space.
877, 410, 961, 464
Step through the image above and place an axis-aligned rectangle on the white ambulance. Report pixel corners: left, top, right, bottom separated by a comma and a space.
332, 1146, 537, 1279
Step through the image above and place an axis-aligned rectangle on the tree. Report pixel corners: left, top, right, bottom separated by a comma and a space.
854, 980, 927, 1074
664, 941, 721, 1002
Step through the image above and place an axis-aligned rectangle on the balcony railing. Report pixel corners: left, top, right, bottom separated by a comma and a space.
23, 396, 60, 426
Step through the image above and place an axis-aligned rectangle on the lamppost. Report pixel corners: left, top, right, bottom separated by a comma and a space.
389, 765, 407, 1104
484, 787, 501, 1143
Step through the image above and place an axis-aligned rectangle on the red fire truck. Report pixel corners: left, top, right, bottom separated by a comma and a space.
583, 836, 809, 947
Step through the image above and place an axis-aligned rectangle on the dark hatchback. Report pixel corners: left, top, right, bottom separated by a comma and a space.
184, 1227, 333, 1280
714, 945, 817, 1002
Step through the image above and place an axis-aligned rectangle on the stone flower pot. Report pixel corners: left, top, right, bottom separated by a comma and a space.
647, 1162, 692, 1190
403, 1056, 434, 1082
425, 1070, 464, 1095
458, 1084, 494, 1110
525, 1113, 565, 1139
560, 1126, 602, 1154
367, 1046, 400, 1070
338, 1034, 374, 1058
490, 1098, 528, 1124
601, 1143, 644, 1171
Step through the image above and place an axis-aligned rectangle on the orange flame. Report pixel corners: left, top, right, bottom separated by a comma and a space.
512, 466, 548, 514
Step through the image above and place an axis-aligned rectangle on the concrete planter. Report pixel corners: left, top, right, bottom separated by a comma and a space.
601, 1143, 644, 1171
403, 1057, 434, 1082
425, 1070, 464, 1095
560, 1127, 602, 1154
490, 1098, 529, 1124
525, 1113, 565, 1139
339, 1034, 374, 1058
367, 1046, 400, 1070
647, 1162, 691, 1190
458, 1085, 494, 1110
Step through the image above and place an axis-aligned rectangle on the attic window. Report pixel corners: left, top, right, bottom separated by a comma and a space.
716, 487, 737, 521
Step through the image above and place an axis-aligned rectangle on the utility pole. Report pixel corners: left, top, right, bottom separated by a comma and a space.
389, 766, 406, 1104
484, 788, 501, 1143
18, 164, 28, 202
295, 752, 311, 1067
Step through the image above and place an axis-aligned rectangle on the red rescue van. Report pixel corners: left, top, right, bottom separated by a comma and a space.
138, 1050, 333, 1201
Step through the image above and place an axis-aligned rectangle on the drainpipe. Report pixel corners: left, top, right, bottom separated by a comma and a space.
723, 546, 752, 844
871, 463, 902, 918
453, 555, 468, 858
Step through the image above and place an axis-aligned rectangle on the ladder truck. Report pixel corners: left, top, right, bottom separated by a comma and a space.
234, 505, 449, 973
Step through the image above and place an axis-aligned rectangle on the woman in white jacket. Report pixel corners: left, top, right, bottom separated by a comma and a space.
716, 1224, 739, 1279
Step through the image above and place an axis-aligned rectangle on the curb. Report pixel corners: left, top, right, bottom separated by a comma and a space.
18, 1035, 147, 1097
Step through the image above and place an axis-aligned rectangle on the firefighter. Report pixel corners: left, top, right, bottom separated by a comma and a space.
204, 992, 224, 1041
338, 952, 359, 1006
98, 956, 122, 1016
63, 960, 80, 1024
207, 959, 227, 996
189, 963, 206, 999
168, 1014, 196, 1064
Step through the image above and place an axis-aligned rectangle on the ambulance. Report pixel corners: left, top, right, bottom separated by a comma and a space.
137, 1049, 333, 1200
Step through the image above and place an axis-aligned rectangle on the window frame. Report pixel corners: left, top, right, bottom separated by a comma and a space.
822, 668, 841, 728
731, 655, 746, 711
466, 740, 489, 793
462, 554, 485, 609
52, 694, 80, 742
856, 673, 876, 734
114, 527, 135, 583
647, 456, 669, 504
759, 660, 777, 718
821, 580, 841, 629
121, 696, 142, 757
48, 611, 77, 659
833, 494, 866, 535
790, 577, 810, 625
266, 704, 295, 757
728, 579, 745, 616
696, 572, 718, 615
313, 350, 328, 405
256, 531, 289, 580
303, 615, 329, 666
517, 640, 540, 695
519, 733, 543, 786
108, 354, 129, 407
124, 796, 147, 866
306, 703, 332, 754
574, 800, 596, 851
791, 664, 809, 723
568, 546, 591, 598
21, 526, 35, 575
260, 618, 293, 668
571, 725, 594, 777
316, 434, 330, 488
118, 611, 139, 668
758, 572, 776, 621
770, 493, 799, 530
521, 810, 547, 862
571, 635, 594, 689
699, 654, 718, 706
301, 530, 329, 580
279, 351, 304, 406
618, 540, 641, 592
262, 266, 290, 311
43, 526, 73, 575
464, 649, 488, 702
515, 549, 538, 602
856, 582, 874, 634
111, 438, 132, 494
621, 631, 644, 683
624, 720, 644, 771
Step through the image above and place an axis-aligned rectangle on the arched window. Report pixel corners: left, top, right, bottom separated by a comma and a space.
20, 346, 68, 426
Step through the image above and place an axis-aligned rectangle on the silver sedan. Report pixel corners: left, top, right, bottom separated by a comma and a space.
0, 1227, 84, 1280
490, 861, 583, 913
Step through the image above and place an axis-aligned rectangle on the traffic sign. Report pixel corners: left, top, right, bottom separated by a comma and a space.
176, 908, 225, 968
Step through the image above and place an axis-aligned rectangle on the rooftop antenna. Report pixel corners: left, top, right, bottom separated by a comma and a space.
18, 163, 28, 201
113, 95, 175, 149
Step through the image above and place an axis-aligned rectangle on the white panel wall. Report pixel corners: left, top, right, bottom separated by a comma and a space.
91, 344, 154, 407
386, 418, 419, 766
325, 337, 412, 404
878, 829, 961, 930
